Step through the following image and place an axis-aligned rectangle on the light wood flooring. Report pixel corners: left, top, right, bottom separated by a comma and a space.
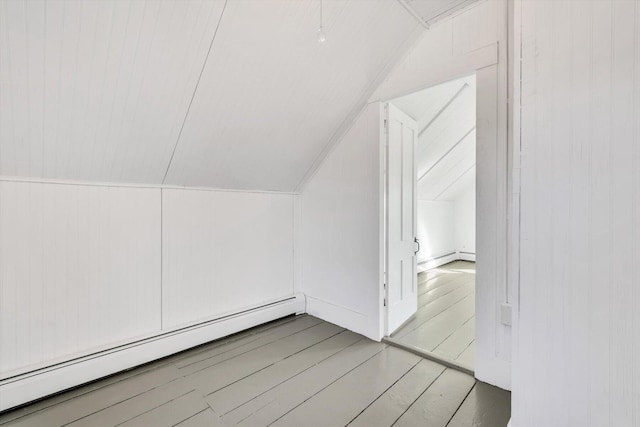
0, 310, 508, 427
391, 261, 476, 371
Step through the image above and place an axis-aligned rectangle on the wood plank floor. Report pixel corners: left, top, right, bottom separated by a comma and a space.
0, 311, 509, 427
391, 261, 476, 370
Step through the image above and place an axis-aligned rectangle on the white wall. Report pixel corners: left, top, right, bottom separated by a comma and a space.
512, 0, 640, 425
299, 104, 383, 340
0, 179, 296, 384
0, 181, 161, 376
453, 187, 475, 254
162, 189, 294, 329
416, 200, 456, 262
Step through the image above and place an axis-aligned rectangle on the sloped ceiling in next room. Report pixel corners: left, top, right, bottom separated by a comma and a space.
0, 0, 418, 191
390, 74, 475, 201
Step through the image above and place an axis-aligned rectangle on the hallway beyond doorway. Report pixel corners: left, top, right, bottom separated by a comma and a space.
389, 261, 475, 371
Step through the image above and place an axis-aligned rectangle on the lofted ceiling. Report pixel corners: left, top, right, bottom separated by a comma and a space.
391, 74, 475, 202
0, 0, 422, 191
401, 0, 480, 27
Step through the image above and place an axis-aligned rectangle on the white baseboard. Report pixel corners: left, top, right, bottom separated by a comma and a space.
0, 294, 305, 412
458, 252, 476, 262
419, 252, 459, 270
475, 348, 511, 391
417, 252, 476, 271
305, 295, 372, 340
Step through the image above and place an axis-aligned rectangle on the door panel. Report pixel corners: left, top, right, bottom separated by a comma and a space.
386, 103, 418, 334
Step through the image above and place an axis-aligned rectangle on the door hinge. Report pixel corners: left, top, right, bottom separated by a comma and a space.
383, 298, 387, 307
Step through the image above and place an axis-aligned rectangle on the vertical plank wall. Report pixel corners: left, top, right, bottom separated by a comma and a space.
515, 0, 640, 426
0, 181, 161, 376
0, 181, 296, 380
162, 189, 294, 329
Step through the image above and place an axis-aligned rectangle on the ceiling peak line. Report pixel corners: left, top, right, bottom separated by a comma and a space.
417, 125, 475, 183
161, 0, 229, 185
396, 0, 430, 29
417, 82, 468, 138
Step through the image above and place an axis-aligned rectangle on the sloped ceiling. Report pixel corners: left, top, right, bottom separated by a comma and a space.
0, 0, 421, 191
390, 74, 475, 201
401, 0, 480, 26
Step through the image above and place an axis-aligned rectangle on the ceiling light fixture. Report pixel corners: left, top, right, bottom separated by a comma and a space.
317, 0, 326, 43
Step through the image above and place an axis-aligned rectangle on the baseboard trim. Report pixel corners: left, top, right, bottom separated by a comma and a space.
0, 294, 305, 412
417, 252, 476, 271
382, 336, 474, 377
305, 296, 371, 339
418, 252, 459, 270
475, 348, 511, 391
458, 252, 476, 262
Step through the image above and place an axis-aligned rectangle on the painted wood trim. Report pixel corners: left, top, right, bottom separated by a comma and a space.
0, 295, 305, 412
418, 253, 459, 270
0, 176, 299, 195
382, 336, 474, 376
305, 296, 370, 340
370, 42, 498, 102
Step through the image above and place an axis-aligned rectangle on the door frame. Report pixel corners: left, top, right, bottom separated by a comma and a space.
378, 50, 510, 389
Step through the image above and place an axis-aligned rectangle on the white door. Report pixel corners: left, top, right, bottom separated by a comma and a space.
386, 103, 418, 334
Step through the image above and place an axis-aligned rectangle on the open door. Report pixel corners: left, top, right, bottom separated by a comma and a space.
385, 103, 418, 334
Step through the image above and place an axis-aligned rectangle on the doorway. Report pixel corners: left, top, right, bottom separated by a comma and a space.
384, 74, 477, 372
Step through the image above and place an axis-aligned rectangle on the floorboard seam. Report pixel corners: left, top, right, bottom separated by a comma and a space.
430, 314, 476, 354
113, 389, 197, 427
344, 358, 423, 426
395, 294, 472, 339
202, 328, 347, 397
264, 346, 389, 426
220, 337, 367, 416
179, 320, 325, 375
444, 383, 476, 427
389, 367, 448, 426
171, 408, 208, 427
392, 290, 474, 339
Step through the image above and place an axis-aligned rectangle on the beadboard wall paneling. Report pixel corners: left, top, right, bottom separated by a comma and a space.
161, 189, 295, 329
513, 0, 640, 425
0, 181, 161, 376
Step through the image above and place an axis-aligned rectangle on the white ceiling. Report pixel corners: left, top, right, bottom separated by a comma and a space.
402, 0, 480, 26
0, 0, 421, 191
391, 74, 475, 202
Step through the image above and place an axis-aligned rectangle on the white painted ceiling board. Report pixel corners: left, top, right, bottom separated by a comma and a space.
404, 0, 480, 26
417, 132, 475, 200
415, 85, 474, 178
390, 74, 475, 202
164, 0, 419, 191
0, 0, 421, 190
391, 77, 462, 122
437, 164, 474, 201
0, 0, 226, 183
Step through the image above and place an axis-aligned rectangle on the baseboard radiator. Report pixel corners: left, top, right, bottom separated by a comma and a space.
0, 294, 305, 412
